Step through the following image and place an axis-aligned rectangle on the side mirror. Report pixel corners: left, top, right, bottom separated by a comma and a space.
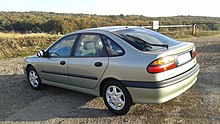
37, 50, 45, 57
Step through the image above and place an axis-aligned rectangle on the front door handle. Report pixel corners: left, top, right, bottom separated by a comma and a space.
94, 62, 103, 67
60, 61, 66, 65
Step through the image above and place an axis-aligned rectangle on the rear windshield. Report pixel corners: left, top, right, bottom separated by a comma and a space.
113, 28, 180, 51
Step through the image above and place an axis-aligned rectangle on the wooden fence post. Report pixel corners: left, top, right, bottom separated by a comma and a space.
192, 23, 197, 35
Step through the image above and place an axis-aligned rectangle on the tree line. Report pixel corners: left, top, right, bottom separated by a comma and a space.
0, 11, 220, 34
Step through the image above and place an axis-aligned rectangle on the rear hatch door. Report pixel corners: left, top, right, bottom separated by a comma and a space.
149, 41, 197, 81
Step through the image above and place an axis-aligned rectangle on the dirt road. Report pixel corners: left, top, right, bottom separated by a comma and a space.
0, 36, 220, 124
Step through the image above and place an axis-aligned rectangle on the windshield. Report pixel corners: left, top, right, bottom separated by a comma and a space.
113, 28, 180, 51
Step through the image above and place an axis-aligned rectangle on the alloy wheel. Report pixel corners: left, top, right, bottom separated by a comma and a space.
106, 85, 125, 110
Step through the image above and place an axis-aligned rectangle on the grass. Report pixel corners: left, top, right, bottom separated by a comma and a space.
0, 30, 220, 59
161, 30, 220, 39
0, 33, 61, 59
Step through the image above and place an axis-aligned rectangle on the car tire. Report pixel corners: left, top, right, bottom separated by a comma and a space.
103, 80, 132, 115
27, 66, 43, 90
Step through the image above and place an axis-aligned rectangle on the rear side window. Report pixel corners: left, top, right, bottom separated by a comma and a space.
102, 35, 124, 56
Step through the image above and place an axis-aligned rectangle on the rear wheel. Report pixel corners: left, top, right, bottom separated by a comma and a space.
103, 80, 132, 115
27, 66, 43, 90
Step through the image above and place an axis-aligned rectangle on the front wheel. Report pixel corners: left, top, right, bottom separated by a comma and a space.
27, 66, 43, 90
103, 80, 132, 115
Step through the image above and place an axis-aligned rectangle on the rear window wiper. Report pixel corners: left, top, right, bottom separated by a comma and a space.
117, 34, 152, 51
126, 35, 169, 49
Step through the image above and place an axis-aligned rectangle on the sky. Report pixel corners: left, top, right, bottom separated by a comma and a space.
0, 0, 219, 17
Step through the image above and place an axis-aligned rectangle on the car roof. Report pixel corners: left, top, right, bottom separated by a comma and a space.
79, 26, 139, 32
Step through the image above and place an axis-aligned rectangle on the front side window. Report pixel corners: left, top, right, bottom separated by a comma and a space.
48, 34, 77, 57
75, 34, 106, 57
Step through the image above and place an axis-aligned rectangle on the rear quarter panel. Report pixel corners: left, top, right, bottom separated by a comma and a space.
97, 40, 197, 87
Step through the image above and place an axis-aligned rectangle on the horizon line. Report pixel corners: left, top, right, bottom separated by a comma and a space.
1, 10, 219, 18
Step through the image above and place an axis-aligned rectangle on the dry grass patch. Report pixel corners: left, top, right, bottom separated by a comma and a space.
0, 33, 61, 59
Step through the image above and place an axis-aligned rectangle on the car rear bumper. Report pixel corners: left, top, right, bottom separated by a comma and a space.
123, 63, 199, 104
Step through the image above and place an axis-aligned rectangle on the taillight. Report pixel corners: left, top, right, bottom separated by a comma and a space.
147, 56, 177, 73
192, 47, 196, 58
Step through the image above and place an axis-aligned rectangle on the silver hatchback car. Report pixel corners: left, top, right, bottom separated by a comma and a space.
24, 26, 199, 115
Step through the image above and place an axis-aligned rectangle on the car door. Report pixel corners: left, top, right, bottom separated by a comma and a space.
38, 34, 78, 85
68, 33, 108, 89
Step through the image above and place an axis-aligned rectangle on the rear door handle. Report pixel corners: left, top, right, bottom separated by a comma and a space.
94, 62, 103, 67
60, 61, 66, 65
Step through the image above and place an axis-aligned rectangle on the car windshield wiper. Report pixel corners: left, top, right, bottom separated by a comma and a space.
113, 33, 152, 51
126, 35, 169, 49
125, 35, 152, 50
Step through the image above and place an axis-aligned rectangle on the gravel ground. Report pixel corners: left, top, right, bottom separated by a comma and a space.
0, 36, 220, 124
